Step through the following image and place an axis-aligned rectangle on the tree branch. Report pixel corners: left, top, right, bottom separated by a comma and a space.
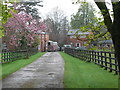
111, 1, 120, 23
94, 1, 112, 33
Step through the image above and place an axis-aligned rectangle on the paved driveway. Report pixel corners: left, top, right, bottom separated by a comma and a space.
2, 52, 64, 88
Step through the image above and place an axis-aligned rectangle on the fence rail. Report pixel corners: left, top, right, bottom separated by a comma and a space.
64, 48, 119, 74
0, 48, 38, 64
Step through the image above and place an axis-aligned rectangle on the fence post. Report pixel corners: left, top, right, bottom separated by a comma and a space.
79, 50, 81, 60
114, 56, 118, 75
113, 52, 118, 74
90, 51, 92, 62
92, 51, 94, 62
6, 52, 9, 62
83, 50, 85, 61
95, 52, 97, 64
86, 50, 88, 61
97, 51, 100, 64
82, 50, 84, 60
109, 53, 112, 72
104, 52, 107, 70
101, 51, 104, 68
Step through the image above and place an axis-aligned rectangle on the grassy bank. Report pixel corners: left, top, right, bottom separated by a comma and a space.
59, 52, 118, 88
0, 52, 46, 79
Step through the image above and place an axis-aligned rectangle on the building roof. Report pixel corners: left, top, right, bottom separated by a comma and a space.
99, 40, 113, 44
67, 29, 91, 36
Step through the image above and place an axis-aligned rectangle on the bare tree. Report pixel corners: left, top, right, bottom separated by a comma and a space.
45, 7, 69, 46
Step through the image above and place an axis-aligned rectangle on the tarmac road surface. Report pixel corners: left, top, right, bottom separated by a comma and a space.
2, 52, 64, 88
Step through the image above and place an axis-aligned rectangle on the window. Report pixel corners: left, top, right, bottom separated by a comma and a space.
80, 35, 86, 38
76, 43, 80, 47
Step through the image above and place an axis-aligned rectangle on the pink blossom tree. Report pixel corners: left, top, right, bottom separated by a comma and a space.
4, 10, 46, 50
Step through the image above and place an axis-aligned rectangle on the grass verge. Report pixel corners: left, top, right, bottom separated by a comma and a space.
0, 52, 46, 79
59, 52, 118, 88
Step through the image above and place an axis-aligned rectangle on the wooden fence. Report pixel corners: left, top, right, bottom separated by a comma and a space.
64, 48, 119, 74
0, 48, 38, 64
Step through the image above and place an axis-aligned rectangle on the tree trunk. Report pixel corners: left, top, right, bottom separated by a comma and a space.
111, 23, 120, 77
94, 1, 120, 78
25, 49, 29, 59
111, 4, 120, 77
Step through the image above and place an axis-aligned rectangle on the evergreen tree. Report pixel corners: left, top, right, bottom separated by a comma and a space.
16, 1, 43, 19
70, 2, 97, 29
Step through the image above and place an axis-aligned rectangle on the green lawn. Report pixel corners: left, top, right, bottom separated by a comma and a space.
0, 52, 46, 79
59, 52, 118, 88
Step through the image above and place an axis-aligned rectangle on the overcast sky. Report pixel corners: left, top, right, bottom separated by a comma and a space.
37, 0, 113, 21
37, 0, 80, 20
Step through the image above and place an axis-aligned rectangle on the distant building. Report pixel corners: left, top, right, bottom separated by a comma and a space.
91, 26, 114, 50
66, 29, 92, 48
36, 31, 49, 52
97, 39, 113, 50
